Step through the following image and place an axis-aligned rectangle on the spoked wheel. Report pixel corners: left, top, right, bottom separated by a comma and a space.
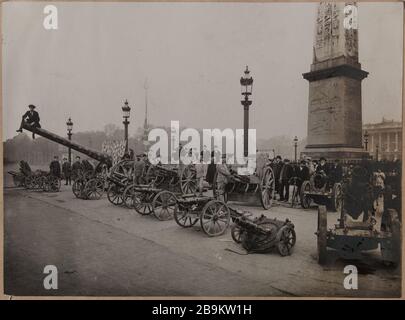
231, 224, 243, 244
152, 191, 177, 221
260, 167, 275, 209
290, 185, 299, 208
300, 180, 312, 209
122, 184, 137, 208
72, 179, 85, 198
200, 200, 230, 237
110, 160, 134, 181
133, 191, 154, 215
47, 176, 61, 192
317, 205, 328, 265
107, 184, 124, 206
276, 225, 296, 256
331, 183, 343, 212
174, 206, 199, 228
180, 165, 197, 194
84, 178, 104, 200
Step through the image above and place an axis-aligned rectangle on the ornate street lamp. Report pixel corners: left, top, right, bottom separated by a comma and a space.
66, 117, 73, 165
293, 136, 298, 162
122, 99, 131, 155
240, 66, 253, 157
363, 131, 369, 151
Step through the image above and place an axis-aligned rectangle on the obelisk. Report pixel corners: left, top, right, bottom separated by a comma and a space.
302, 2, 369, 160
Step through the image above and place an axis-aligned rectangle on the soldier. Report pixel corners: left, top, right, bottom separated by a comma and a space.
16, 104, 41, 139
62, 157, 72, 185
215, 156, 232, 201
329, 159, 343, 184
72, 156, 83, 180
49, 156, 61, 178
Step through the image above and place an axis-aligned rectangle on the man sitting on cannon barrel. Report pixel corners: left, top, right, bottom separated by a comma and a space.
16, 104, 41, 139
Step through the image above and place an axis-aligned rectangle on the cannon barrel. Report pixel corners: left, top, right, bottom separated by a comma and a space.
22, 124, 112, 165
233, 216, 269, 235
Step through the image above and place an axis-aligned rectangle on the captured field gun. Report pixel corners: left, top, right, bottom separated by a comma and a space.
316, 164, 402, 266
8, 160, 61, 192
212, 157, 276, 210
230, 208, 296, 256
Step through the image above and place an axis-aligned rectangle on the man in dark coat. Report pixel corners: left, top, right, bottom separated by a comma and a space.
71, 156, 83, 180
50, 156, 61, 178
295, 160, 310, 190
279, 158, 294, 202
271, 155, 283, 200
329, 159, 343, 184
316, 157, 329, 176
17, 104, 41, 139
62, 157, 72, 185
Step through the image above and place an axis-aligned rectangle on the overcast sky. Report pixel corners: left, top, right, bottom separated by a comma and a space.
2, 2, 403, 141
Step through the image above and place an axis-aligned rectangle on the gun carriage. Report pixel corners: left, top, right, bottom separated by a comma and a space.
300, 171, 342, 212
230, 210, 296, 256
8, 160, 61, 192
212, 164, 275, 210
316, 164, 401, 266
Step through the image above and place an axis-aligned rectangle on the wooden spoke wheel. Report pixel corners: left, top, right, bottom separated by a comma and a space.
152, 191, 177, 221
122, 184, 137, 208
276, 226, 296, 256
110, 160, 135, 180
174, 205, 199, 228
231, 224, 243, 244
107, 184, 125, 206
133, 191, 154, 215
72, 179, 85, 198
200, 200, 230, 237
84, 178, 104, 200
317, 205, 328, 265
260, 167, 275, 210
180, 165, 197, 195
46, 176, 61, 192
331, 183, 343, 212
300, 180, 312, 209
25, 176, 34, 189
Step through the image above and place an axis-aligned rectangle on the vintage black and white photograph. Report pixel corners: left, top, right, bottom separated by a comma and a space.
1, 1, 403, 298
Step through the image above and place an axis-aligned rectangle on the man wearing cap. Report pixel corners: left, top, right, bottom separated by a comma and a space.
17, 104, 41, 139
62, 157, 72, 185
271, 155, 283, 200
296, 160, 310, 190
316, 157, 329, 176
50, 156, 61, 178
71, 156, 83, 180
216, 156, 232, 201
279, 158, 294, 202
329, 159, 343, 185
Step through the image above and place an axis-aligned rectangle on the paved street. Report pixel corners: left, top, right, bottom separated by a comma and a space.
3, 173, 401, 297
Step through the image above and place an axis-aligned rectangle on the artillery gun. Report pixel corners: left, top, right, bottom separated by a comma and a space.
230, 209, 296, 256
316, 164, 401, 266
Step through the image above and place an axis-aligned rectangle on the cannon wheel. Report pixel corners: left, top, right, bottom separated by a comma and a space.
260, 167, 275, 210
231, 224, 243, 244
317, 205, 328, 265
12, 174, 24, 187
84, 178, 104, 200
110, 160, 134, 180
200, 200, 230, 237
331, 183, 343, 212
107, 184, 124, 206
122, 184, 136, 208
174, 205, 199, 228
381, 209, 401, 267
300, 180, 311, 209
47, 176, 61, 192
145, 165, 165, 186
133, 191, 154, 215
72, 179, 85, 198
180, 165, 197, 194
152, 191, 177, 221
276, 225, 296, 256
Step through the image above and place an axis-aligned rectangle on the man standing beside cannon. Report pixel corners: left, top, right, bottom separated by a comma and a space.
216, 156, 233, 201
49, 156, 61, 178
71, 156, 83, 180
16, 104, 41, 139
62, 157, 72, 186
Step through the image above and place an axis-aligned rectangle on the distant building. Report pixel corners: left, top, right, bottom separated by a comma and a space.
363, 118, 402, 161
